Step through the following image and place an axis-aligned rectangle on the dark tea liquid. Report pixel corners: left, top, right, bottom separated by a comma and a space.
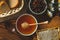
30, 0, 46, 13
17, 15, 36, 34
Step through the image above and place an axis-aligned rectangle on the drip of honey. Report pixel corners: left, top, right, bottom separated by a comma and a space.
17, 15, 36, 34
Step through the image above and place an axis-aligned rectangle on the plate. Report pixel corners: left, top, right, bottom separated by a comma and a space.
0, 0, 24, 18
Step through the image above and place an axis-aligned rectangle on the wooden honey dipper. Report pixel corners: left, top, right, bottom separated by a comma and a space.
21, 21, 48, 29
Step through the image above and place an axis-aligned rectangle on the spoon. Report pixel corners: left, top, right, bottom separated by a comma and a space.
21, 21, 48, 29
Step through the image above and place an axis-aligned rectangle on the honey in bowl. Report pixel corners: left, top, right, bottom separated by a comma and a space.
16, 14, 38, 36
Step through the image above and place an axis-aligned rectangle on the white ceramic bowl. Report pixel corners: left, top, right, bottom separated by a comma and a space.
16, 14, 38, 36
29, 0, 47, 15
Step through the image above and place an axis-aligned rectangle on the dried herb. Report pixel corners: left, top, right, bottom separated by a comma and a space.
30, 0, 46, 13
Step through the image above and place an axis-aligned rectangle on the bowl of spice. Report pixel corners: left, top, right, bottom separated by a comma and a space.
29, 0, 47, 15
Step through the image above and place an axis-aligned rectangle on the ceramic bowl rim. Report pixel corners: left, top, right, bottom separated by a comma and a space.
29, 0, 47, 15
16, 14, 38, 36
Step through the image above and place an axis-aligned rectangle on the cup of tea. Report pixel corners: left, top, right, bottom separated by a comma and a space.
16, 14, 38, 36
29, 0, 47, 15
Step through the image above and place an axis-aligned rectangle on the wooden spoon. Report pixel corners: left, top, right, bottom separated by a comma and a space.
21, 21, 48, 29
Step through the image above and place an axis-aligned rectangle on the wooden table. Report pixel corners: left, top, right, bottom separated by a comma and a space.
0, 0, 60, 40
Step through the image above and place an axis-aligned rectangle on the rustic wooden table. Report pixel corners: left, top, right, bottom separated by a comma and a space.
0, 0, 60, 40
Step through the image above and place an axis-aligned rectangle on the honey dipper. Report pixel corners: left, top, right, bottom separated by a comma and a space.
21, 21, 48, 29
